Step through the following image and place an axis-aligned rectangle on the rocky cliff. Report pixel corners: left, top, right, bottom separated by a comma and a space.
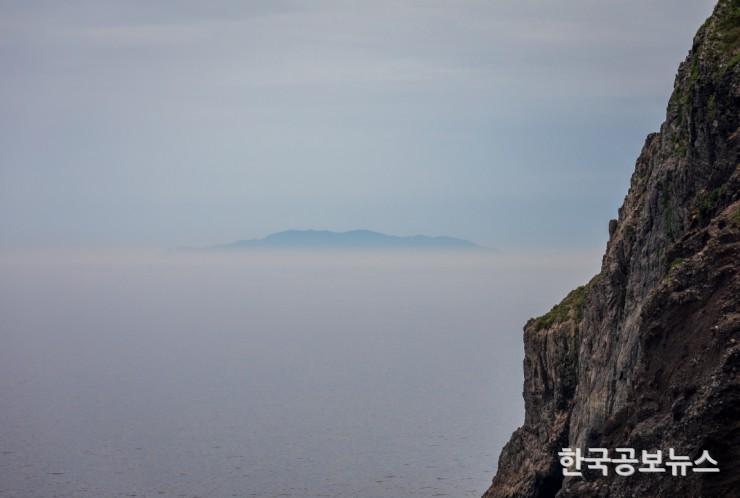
484, 1, 740, 497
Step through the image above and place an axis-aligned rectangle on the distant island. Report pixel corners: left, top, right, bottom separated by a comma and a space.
207, 229, 486, 251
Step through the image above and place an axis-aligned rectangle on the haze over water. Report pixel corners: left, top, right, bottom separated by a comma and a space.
0, 249, 599, 497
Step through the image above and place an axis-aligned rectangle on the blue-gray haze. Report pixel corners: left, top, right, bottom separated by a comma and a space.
0, 0, 716, 250
0, 2, 720, 497
0, 250, 600, 497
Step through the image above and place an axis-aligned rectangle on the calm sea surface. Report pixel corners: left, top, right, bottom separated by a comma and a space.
0, 250, 597, 497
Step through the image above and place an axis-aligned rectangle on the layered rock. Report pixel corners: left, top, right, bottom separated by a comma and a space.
484, 1, 740, 496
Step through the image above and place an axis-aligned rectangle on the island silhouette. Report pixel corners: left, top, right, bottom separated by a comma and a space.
209, 229, 485, 251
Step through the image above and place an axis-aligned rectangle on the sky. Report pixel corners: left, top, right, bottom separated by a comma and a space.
0, 0, 718, 250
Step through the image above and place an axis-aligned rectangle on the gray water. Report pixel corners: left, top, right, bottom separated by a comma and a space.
0, 249, 598, 498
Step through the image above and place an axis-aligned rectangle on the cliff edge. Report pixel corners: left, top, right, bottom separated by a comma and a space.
484, 1, 740, 496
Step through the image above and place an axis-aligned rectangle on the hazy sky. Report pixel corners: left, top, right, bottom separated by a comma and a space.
0, 0, 717, 249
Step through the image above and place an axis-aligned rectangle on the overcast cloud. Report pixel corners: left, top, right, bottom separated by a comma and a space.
0, 0, 717, 249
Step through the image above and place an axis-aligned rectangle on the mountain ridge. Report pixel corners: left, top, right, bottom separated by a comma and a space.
208, 229, 486, 251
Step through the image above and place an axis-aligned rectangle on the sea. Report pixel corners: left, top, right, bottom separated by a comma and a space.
0, 249, 598, 498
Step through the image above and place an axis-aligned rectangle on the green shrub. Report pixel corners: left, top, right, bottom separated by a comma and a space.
531, 285, 588, 331
668, 257, 685, 274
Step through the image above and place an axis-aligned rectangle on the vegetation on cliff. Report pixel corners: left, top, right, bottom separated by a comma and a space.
529, 276, 600, 332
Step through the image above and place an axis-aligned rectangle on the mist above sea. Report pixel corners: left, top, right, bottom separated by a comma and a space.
0, 249, 599, 497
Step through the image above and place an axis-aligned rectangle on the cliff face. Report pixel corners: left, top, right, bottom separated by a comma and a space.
485, 1, 740, 497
